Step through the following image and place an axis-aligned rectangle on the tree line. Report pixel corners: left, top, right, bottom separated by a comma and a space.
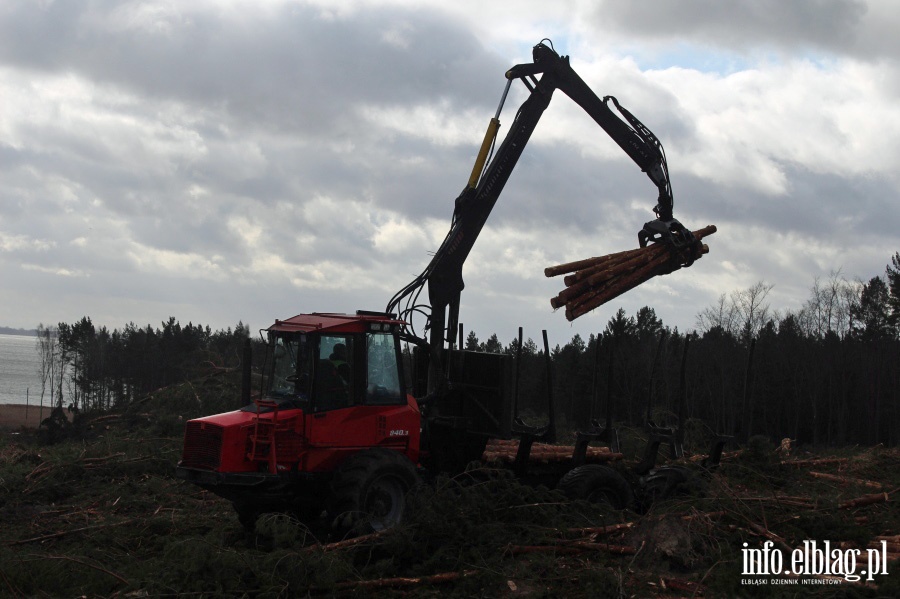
35, 317, 252, 412
34, 252, 899, 447
464, 252, 900, 447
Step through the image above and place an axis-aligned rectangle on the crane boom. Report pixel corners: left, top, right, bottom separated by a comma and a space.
386, 41, 697, 392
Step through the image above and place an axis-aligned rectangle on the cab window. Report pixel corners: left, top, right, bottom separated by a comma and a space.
366, 332, 403, 405
314, 335, 354, 411
265, 333, 311, 405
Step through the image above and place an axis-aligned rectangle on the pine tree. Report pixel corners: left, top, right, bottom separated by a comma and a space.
465, 330, 480, 350
851, 276, 892, 341
482, 333, 503, 353
886, 252, 900, 335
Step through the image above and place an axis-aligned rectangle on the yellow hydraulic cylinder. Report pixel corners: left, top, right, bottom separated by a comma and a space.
467, 117, 500, 189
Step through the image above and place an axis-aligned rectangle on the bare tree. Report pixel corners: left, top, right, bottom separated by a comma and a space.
696, 282, 773, 342
35, 323, 61, 410
802, 270, 861, 338
732, 281, 774, 342
695, 292, 738, 335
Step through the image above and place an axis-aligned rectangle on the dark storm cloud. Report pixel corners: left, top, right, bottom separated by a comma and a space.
281, 133, 476, 222
0, 0, 513, 280
490, 148, 656, 230
0, 1, 502, 134
674, 164, 898, 251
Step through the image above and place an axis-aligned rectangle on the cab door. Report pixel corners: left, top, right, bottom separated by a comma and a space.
305, 331, 412, 449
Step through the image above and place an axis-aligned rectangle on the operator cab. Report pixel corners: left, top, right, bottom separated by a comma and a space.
246, 312, 407, 414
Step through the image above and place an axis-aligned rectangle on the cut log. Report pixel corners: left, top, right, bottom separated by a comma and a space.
482, 439, 622, 464
547, 226, 716, 321
324, 570, 477, 592
563, 244, 669, 288
551, 243, 673, 309
509, 542, 636, 556
661, 578, 706, 595
781, 457, 849, 467
482, 450, 624, 464
747, 521, 792, 554
304, 530, 386, 553
875, 535, 900, 543
565, 247, 709, 321
839, 492, 890, 510
809, 471, 883, 489
543, 247, 647, 278
567, 522, 635, 537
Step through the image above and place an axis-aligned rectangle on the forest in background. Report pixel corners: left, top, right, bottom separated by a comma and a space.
31, 252, 900, 448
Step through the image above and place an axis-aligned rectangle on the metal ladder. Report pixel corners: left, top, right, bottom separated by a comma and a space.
246, 399, 281, 474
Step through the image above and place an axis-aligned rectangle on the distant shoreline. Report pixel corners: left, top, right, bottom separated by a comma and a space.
0, 403, 72, 430
0, 328, 38, 337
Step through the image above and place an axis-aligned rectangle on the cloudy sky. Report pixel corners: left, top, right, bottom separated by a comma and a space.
2, 0, 898, 346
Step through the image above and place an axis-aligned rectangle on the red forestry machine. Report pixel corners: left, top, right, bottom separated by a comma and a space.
176, 41, 717, 532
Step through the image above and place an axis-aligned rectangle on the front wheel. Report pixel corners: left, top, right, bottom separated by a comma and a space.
557, 464, 633, 510
328, 449, 419, 536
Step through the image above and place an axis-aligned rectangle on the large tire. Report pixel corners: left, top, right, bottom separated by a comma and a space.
233, 500, 322, 531
637, 466, 692, 512
557, 464, 633, 510
328, 449, 419, 536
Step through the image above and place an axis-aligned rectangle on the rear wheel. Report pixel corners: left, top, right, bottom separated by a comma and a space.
328, 449, 419, 536
638, 466, 693, 512
557, 464, 633, 510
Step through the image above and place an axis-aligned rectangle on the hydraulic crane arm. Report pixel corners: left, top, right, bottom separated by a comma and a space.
386, 41, 696, 390
502, 44, 675, 223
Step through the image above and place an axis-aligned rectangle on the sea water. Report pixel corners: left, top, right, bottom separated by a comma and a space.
0, 334, 45, 406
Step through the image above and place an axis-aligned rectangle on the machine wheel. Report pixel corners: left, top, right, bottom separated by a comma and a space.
233, 502, 260, 531
557, 464, 633, 510
328, 449, 420, 536
290, 502, 325, 524
638, 466, 692, 512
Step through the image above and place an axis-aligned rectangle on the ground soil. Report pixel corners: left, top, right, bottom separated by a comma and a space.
1, 382, 898, 598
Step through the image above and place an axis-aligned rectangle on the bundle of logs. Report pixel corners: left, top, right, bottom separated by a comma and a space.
546, 225, 717, 321
482, 438, 623, 464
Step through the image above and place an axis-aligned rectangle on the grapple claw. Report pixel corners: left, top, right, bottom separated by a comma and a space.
638, 218, 702, 267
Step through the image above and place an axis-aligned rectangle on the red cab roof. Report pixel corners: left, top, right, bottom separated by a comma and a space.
268, 312, 405, 334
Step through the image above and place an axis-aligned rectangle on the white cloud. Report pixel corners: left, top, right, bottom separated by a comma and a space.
372, 217, 431, 255
360, 102, 488, 147
20, 263, 89, 278
126, 243, 226, 280
0, 233, 55, 252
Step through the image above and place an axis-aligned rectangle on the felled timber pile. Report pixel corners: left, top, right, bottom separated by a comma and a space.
482, 438, 623, 464
546, 225, 717, 321
873, 535, 900, 563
